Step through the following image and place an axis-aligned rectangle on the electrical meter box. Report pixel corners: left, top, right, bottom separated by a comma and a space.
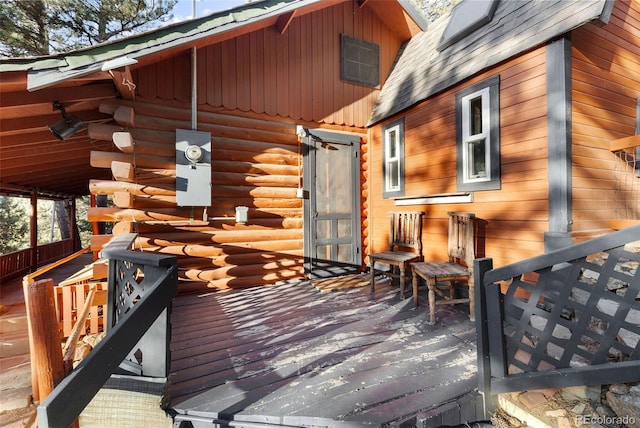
176, 129, 211, 207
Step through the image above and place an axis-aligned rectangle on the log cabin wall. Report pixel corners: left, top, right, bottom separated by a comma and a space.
88, 1, 402, 289
369, 47, 549, 269
571, 0, 640, 232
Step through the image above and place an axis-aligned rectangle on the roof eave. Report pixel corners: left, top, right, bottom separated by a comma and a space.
24, 0, 323, 91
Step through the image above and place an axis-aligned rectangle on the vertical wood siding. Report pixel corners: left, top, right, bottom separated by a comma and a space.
571, 1, 640, 231
134, 2, 403, 129
369, 47, 549, 268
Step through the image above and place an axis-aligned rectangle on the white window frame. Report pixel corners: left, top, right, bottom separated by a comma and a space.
384, 124, 401, 193
461, 87, 491, 184
455, 75, 500, 192
382, 118, 404, 198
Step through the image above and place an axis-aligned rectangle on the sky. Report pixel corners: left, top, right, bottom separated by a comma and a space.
170, 0, 251, 21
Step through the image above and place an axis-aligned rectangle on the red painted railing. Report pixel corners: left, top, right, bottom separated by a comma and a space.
0, 239, 75, 283
37, 239, 75, 267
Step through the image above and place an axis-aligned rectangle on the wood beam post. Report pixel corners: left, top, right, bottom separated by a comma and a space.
30, 191, 37, 272
108, 67, 136, 100
275, 11, 296, 34
71, 198, 80, 252
24, 279, 65, 401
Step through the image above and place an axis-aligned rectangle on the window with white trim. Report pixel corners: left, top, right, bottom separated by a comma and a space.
383, 118, 404, 198
456, 75, 500, 191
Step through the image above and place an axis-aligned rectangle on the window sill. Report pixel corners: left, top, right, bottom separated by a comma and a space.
393, 192, 473, 206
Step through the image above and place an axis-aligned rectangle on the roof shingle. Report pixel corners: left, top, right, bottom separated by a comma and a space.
368, 0, 612, 127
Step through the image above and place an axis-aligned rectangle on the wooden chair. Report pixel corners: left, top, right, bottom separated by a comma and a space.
370, 211, 424, 297
411, 212, 476, 325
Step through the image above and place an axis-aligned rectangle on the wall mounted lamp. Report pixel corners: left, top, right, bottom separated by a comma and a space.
48, 101, 86, 141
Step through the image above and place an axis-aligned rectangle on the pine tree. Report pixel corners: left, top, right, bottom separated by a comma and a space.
0, 0, 177, 57
413, 0, 462, 23
0, 196, 29, 254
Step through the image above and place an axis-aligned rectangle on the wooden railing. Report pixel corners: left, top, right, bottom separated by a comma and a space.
36, 234, 178, 428
0, 247, 31, 282
1, 239, 76, 283
610, 134, 640, 229
475, 225, 640, 416
37, 239, 75, 267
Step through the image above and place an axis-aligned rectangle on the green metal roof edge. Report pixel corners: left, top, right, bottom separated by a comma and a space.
57, 0, 302, 70
0, 0, 309, 87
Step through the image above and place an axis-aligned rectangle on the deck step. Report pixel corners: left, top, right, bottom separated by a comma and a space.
79, 375, 172, 427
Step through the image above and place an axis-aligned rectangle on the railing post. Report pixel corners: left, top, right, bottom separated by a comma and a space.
24, 279, 65, 401
29, 190, 37, 273
35, 233, 178, 428
474, 258, 496, 418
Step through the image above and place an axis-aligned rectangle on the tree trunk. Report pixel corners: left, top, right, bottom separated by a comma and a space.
54, 200, 71, 240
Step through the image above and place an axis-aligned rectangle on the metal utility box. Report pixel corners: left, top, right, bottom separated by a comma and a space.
176, 129, 211, 207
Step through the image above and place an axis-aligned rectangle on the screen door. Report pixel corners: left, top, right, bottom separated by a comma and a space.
303, 129, 361, 278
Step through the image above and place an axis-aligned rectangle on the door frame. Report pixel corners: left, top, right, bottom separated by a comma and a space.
301, 128, 362, 278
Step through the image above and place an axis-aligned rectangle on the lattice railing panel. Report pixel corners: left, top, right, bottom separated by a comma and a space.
502, 245, 640, 376
477, 226, 640, 396
108, 253, 175, 375
113, 259, 146, 320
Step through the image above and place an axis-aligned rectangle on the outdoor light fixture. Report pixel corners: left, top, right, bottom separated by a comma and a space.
48, 101, 86, 141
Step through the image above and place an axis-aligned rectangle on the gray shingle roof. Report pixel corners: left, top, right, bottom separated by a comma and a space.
368, 0, 613, 127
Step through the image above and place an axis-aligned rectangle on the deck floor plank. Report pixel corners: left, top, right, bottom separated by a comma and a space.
169, 277, 479, 427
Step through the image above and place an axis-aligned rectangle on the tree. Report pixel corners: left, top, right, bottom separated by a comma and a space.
76, 196, 94, 248
0, 196, 29, 254
413, 0, 462, 23
0, 1, 49, 56
0, 0, 177, 57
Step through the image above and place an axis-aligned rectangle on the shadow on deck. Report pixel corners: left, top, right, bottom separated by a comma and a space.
169, 276, 482, 428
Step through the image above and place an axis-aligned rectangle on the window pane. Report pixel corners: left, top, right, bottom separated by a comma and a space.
468, 139, 487, 179
316, 219, 330, 240
315, 143, 351, 214
469, 96, 483, 135
387, 160, 399, 189
388, 130, 397, 158
383, 119, 404, 197
317, 245, 329, 260
337, 244, 352, 263
338, 219, 351, 239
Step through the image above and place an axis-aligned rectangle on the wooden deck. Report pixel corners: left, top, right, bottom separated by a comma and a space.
169, 276, 482, 428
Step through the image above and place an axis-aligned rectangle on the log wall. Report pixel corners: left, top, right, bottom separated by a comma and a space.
89, 98, 367, 289
571, 1, 640, 231
86, 1, 401, 289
